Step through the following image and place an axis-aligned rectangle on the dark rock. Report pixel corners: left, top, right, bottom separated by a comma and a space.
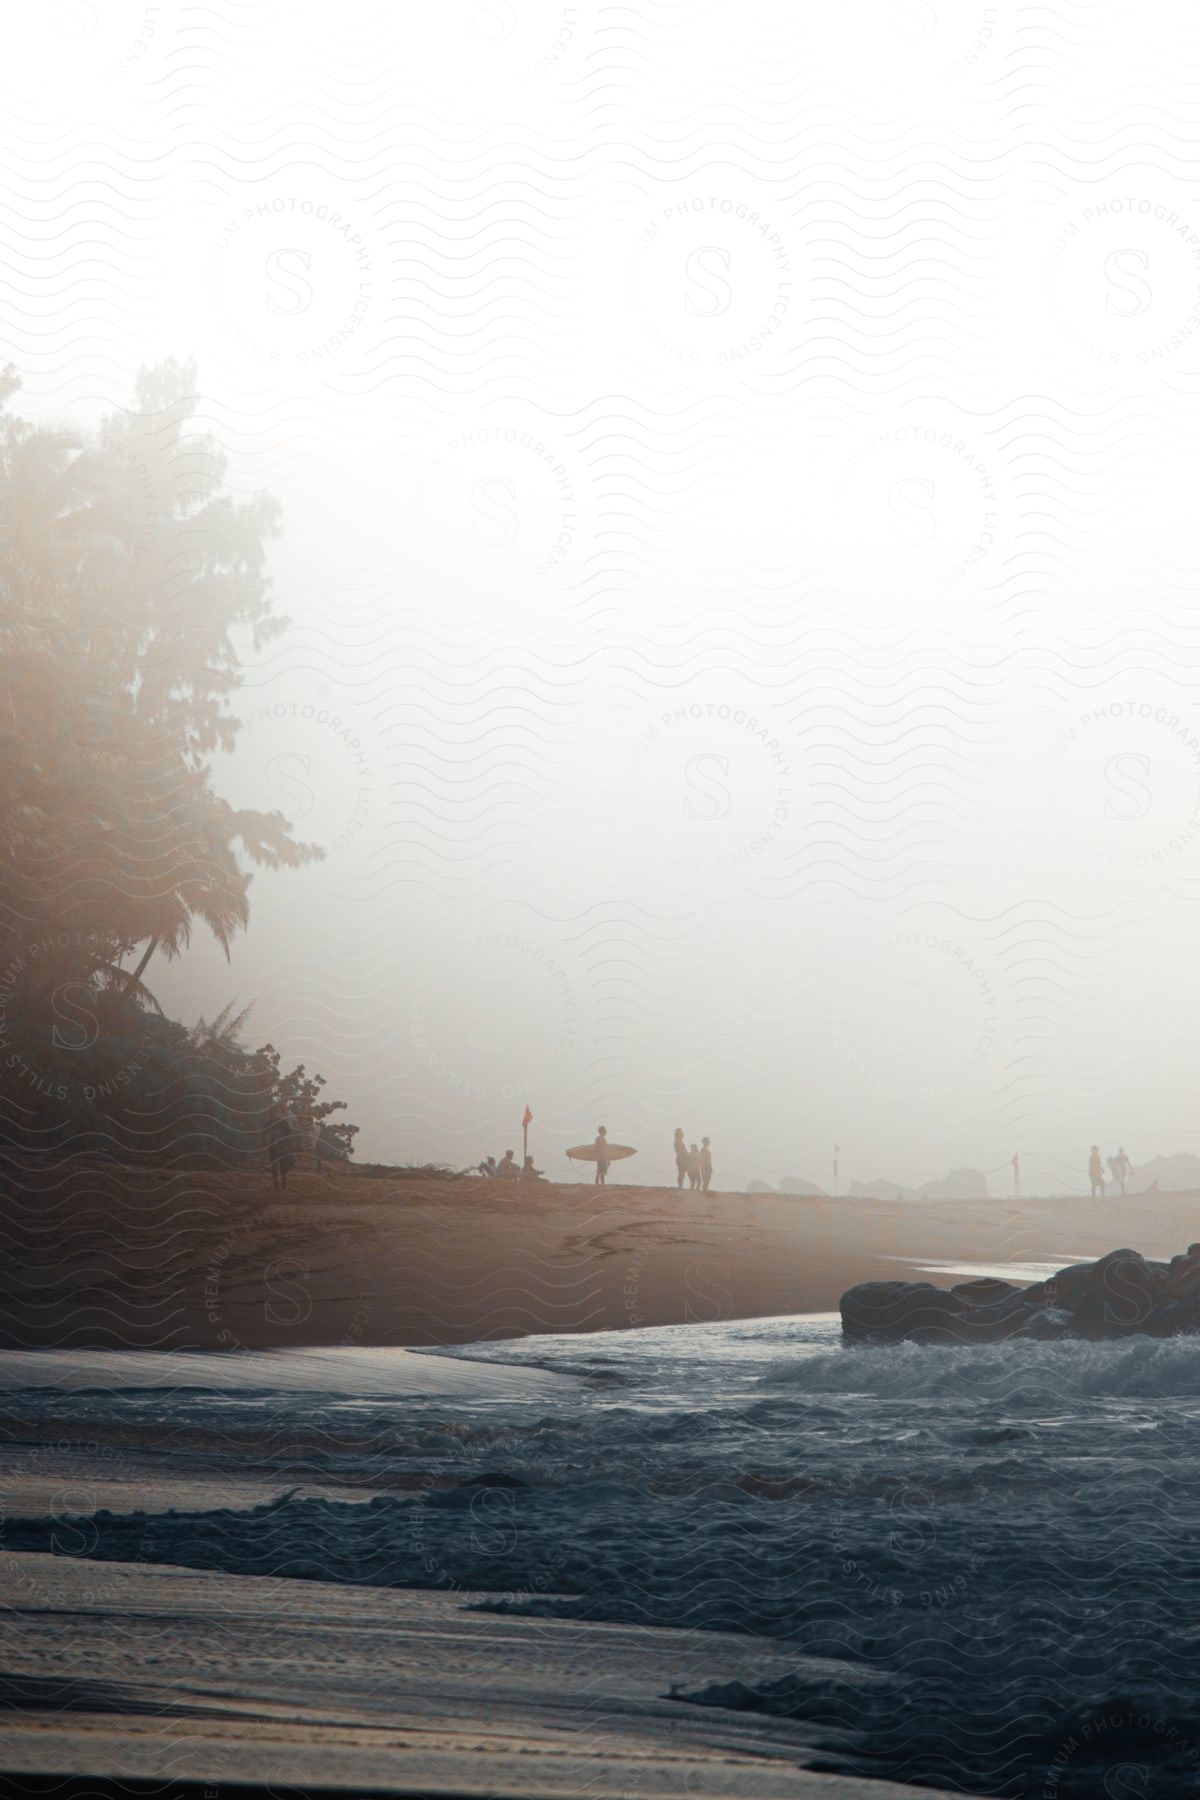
960, 1295, 1039, 1338
950, 1278, 1020, 1301
1166, 1253, 1200, 1299
841, 1279, 1038, 1344
841, 1242, 1200, 1346
1023, 1262, 1094, 1311
1143, 1298, 1200, 1338
1073, 1248, 1162, 1338
840, 1281, 967, 1343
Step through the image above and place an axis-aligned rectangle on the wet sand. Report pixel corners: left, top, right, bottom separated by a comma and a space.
1, 1159, 1194, 1348
0, 1550, 922, 1799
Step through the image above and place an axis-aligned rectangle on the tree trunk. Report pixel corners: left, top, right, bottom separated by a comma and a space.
131, 935, 159, 984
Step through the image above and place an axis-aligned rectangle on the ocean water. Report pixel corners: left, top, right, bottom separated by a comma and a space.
4, 1315, 1200, 1797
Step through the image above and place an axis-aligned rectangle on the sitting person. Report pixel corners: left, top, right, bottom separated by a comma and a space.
494, 1149, 520, 1180
521, 1155, 543, 1183
477, 1156, 497, 1178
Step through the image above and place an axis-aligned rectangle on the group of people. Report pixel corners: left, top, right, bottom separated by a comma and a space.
1088, 1144, 1132, 1197
476, 1125, 717, 1190
674, 1128, 713, 1192
477, 1150, 543, 1183
482, 1126, 620, 1186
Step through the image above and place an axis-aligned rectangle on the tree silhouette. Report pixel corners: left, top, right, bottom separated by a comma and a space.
0, 360, 321, 1017
0, 363, 356, 1162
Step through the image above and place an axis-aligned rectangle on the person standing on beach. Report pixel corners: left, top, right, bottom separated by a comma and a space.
1088, 1145, 1105, 1198
593, 1126, 611, 1186
1110, 1146, 1132, 1196
265, 1109, 295, 1193
686, 1142, 702, 1190
298, 1110, 321, 1173
700, 1137, 713, 1192
674, 1128, 687, 1189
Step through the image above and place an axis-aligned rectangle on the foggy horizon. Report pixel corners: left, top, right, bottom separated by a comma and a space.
12, 11, 1200, 1800
7, 1, 1200, 1192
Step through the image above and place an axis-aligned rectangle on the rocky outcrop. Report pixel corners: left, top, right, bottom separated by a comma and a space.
1127, 1152, 1200, 1193
841, 1245, 1200, 1343
847, 1166, 990, 1202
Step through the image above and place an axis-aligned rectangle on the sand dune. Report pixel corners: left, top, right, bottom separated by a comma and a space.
2, 1160, 1196, 1349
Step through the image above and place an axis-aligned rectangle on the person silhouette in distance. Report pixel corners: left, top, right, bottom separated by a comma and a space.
593, 1126, 611, 1187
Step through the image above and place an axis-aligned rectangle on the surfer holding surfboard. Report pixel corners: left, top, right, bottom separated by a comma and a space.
566, 1126, 637, 1186
592, 1126, 611, 1185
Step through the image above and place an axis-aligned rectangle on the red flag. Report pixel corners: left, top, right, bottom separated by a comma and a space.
522, 1105, 533, 1128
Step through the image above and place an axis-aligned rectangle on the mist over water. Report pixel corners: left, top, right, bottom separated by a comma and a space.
7, 3, 1200, 1188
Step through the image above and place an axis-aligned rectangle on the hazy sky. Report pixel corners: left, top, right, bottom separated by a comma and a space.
7, 0, 1200, 1190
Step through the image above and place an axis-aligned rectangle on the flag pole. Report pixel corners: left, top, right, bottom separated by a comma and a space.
523, 1115, 529, 1164
833, 1142, 840, 1198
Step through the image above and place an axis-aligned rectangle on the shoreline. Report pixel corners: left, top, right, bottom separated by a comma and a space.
0, 1344, 577, 1396
3, 1162, 1197, 1350
0, 1550, 926, 1800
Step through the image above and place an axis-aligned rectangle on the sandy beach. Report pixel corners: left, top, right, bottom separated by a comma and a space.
1, 1158, 1195, 1349
5, 1163, 1200, 1798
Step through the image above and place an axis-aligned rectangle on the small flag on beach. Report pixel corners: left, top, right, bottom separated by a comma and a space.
522, 1104, 533, 1128
833, 1141, 841, 1154
1012, 1152, 1019, 1168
